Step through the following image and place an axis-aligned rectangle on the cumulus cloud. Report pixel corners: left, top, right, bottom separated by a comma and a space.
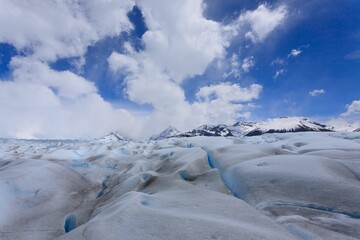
11, 57, 96, 99
0, 0, 135, 61
137, 0, 227, 83
107, 1, 272, 136
108, 49, 261, 136
1, 0, 286, 139
309, 89, 326, 96
232, 4, 287, 43
108, 51, 139, 74
0, 61, 139, 139
0, 0, 141, 139
191, 83, 262, 125
341, 100, 360, 117
139, 82, 262, 137
327, 100, 360, 132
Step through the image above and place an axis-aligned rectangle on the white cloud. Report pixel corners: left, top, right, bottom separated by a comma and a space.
196, 82, 262, 103
191, 83, 262, 125
223, 54, 240, 79
222, 54, 255, 80
0, 0, 135, 61
124, 59, 186, 110
0, 0, 143, 139
0, 70, 139, 139
230, 54, 241, 77
288, 49, 302, 58
274, 69, 286, 79
274, 45, 308, 62
327, 100, 360, 132
271, 44, 308, 77
108, 50, 263, 136
11, 57, 97, 100
326, 118, 359, 132
271, 58, 285, 66
107, 1, 267, 136
137, 0, 227, 83
233, 4, 287, 43
341, 100, 360, 117
223, 54, 255, 79
1, 1, 277, 139
108, 52, 139, 74
309, 89, 326, 97
241, 56, 255, 72
108, 52, 263, 136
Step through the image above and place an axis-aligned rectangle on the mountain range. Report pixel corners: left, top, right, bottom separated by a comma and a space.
150, 117, 335, 140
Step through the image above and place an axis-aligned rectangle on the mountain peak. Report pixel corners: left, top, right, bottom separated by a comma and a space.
150, 126, 180, 140
178, 124, 233, 138
243, 117, 332, 136
97, 131, 127, 142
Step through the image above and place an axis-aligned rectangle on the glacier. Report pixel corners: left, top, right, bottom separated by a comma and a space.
0, 132, 359, 239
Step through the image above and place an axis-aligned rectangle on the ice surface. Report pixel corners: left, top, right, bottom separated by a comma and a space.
199, 133, 360, 239
0, 132, 359, 239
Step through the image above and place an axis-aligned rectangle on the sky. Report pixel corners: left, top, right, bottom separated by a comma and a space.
0, 0, 359, 139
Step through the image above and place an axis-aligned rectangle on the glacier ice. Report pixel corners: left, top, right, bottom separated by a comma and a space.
0, 132, 359, 239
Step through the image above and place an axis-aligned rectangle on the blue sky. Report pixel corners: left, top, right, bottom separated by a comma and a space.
0, 0, 359, 139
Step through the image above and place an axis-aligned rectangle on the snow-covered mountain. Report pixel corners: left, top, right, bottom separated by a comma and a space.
355, 127, 360, 132
150, 126, 180, 140
152, 117, 332, 140
178, 124, 234, 138
96, 131, 128, 142
239, 117, 332, 136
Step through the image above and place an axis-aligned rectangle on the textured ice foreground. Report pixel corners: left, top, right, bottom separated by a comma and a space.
0, 132, 359, 239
